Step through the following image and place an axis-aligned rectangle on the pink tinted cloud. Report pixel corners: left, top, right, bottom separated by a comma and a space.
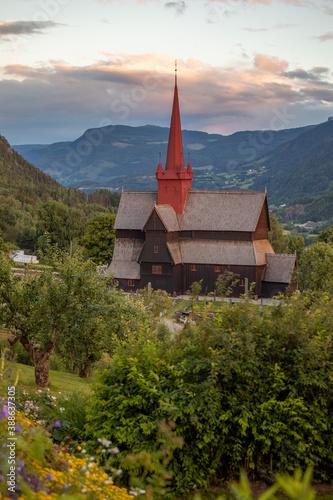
2, 52, 333, 142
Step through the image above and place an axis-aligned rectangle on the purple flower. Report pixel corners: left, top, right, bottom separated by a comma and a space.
54, 421, 61, 428
45, 473, 53, 480
63, 484, 69, 489
0, 475, 3, 481
2, 443, 7, 449
0, 406, 8, 421
15, 425, 21, 433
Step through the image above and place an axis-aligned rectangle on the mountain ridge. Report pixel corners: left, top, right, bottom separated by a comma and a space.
13, 122, 317, 191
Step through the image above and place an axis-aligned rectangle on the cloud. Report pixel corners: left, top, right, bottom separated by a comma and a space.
243, 23, 298, 32
164, 0, 187, 15
206, 0, 303, 4
254, 54, 289, 73
316, 32, 333, 42
1, 52, 333, 144
0, 20, 61, 38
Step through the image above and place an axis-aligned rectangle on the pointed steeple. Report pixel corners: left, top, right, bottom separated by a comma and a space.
156, 63, 193, 214
165, 62, 185, 172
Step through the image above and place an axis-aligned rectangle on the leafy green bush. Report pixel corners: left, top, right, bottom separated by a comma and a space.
85, 292, 333, 493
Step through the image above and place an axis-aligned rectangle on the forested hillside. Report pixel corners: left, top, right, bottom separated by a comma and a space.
251, 120, 333, 204
0, 134, 119, 260
14, 123, 314, 191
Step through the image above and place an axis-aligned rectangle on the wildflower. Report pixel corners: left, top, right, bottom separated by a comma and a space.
110, 447, 120, 454
81, 449, 87, 454
77, 446, 82, 451
46, 473, 53, 480
63, 484, 69, 489
81, 466, 87, 471
97, 437, 112, 448
15, 425, 21, 433
54, 421, 61, 428
116, 469, 123, 476
60, 407, 65, 412
89, 456, 94, 461
0, 406, 8, 421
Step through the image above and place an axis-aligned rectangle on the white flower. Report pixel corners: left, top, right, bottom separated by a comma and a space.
98, 438, 112, 448
110, 447, 120, 454
87, 463, 93, 469
81, 449, 87, 454
116, 469, 123, 476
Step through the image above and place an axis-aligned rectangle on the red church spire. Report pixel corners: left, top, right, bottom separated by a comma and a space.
165, 61, 185, 172
156, 63, 193, 214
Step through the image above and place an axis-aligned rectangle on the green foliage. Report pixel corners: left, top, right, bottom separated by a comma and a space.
37, 200, 85, 252
0, 135, 119, 253
297, 241, 333, 292
187, 280, 202, 311
215, 270, 240, 297
317, 225, 333, 244
229, 468, 316, 500
86, 292, 333, 493
269, 215, 304, 259
137, 286, 173, 318
80, 212, 116, 264
0, 246, 146, 386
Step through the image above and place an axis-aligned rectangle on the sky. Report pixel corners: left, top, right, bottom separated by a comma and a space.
1, 0, 333, 145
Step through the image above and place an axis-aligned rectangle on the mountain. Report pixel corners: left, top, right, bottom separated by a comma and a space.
0, 134, 69, 205
250, 119, 333, 204
14, 123, 315, 191
0, 134, 118, 251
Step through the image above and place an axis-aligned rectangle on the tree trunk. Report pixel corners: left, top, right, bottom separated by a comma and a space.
34, 345, 54, 387
7, 337, 19, 361
19, 338, 55, 387
79, 358, 93, 378
69, 349, 75, 374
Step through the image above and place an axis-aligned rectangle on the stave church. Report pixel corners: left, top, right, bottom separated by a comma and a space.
107, 72, 296, 297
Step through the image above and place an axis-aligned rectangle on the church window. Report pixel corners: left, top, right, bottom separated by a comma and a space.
152, 265, 162, 274
191, 264, 196, 271
154, 245, 159, 254
128, 280, 135, 287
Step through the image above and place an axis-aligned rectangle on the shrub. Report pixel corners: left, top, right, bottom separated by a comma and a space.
85, 292, 333, 492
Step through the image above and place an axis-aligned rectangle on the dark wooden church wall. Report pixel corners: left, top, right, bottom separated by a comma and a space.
179, 231, 252, 241
116, 229, 145, 240
261, 281, 288, 298
140, 262, 174, 294
140, 231, 172, 263
183, 264, 257, 296
144, 212, 166, 231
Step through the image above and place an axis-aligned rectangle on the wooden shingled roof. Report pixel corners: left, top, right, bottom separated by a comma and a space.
263, 254, 297, 283
144, 205, 180, 232
114, 190, 267, 232
114, 191, 157, 230
107, 238, 144, 279
180, 191, 267, 232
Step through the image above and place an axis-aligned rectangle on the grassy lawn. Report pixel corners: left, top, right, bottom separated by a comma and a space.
1, 361, 93, 396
